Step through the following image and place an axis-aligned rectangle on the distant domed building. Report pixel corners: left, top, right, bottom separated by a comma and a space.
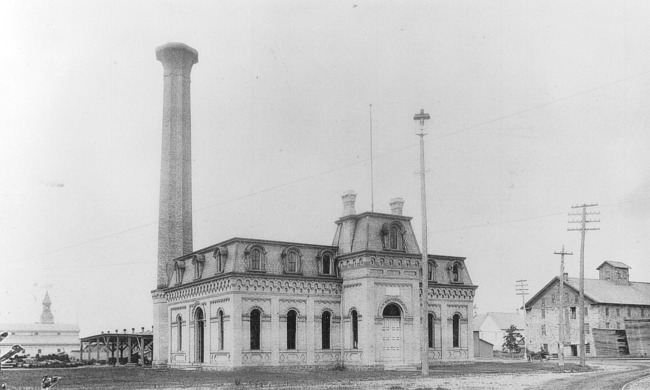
0, 292, 80, 357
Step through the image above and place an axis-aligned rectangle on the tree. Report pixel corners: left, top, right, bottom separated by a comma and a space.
502, 324, 523, 355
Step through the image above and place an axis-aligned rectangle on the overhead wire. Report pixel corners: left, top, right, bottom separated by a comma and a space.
1, 71, 649, 271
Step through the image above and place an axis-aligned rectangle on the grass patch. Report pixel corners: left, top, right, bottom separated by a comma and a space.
0, 361, 594, 389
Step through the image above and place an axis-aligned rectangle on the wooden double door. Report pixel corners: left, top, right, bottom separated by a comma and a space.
381, 317, 402, 362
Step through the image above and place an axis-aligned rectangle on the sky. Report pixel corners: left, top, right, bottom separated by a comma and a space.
1, 1, 649, 337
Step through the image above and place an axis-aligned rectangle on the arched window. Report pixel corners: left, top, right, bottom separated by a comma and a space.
213, 247, 227, 274
216, 252, 223, 273
321, 311, 331, 350
218, 310, 224, 350
318, 251, 336, 276
176, 315, 183, 351
452, 314, 461, 348
288, 252, 298, 273
389, 226, 399, 249
428, 313, 434, 348
382, 303, 401, 317
351, 310, 358, 349
323, 253, 332, 275
282, 247, 302, 274
251, 249, 262, 270
448, 261, 464, 284
287, 310, 297, 350
381, 222, 406, 251
175, 260, 186, 285
192, 254, 205, 280
194, 307, 205, 363
250, 309, 261, 350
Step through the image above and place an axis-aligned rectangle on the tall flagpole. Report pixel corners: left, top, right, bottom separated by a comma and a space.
369, 104, 374, 212
414, 109, 431, 376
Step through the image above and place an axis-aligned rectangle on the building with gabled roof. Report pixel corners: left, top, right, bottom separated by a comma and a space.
473, 312, 525, 351
0, 293, 80, 357
524, 261, 650, 357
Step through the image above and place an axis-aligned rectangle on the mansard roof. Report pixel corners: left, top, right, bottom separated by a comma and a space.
177, 237, 337, 259
333, 211, 421, 254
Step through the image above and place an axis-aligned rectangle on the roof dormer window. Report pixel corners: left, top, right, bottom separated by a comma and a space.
281, 247, 302, 274
192, 254, 205, 280
317, 250, 337, 276
448, 261, 464, 284
174, 260, 186, 285
381, 221, 406, 252
244, 244, 267, 272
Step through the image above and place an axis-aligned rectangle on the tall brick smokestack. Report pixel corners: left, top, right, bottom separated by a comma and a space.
152, 42, 198, 367
156, 42, 198, 288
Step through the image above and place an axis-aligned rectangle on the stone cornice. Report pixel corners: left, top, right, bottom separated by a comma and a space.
165, 274, 341, 302
338, 255, 421, 270
165, 272, 342, 293
428, 286, 476, 300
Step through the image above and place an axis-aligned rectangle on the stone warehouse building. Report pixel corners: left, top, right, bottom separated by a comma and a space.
525, 261, 650, 357
150, 43, 477, 370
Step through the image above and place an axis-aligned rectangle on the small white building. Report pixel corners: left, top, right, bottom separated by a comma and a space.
473, 312, 525, 351
0, 292, 80, 357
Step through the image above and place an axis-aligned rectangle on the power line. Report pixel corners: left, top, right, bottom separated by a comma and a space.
0, 195, 647, 273
1, 72, 648, 269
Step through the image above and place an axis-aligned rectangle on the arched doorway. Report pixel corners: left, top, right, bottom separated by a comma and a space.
381, 303, 402, 362
194, 307, 205, 363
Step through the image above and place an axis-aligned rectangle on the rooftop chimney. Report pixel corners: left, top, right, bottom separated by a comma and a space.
563, 272, 569, 281
390, 198, 405, 215
341, 190, 357, 216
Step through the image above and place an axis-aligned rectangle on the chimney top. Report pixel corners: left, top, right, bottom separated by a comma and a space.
341, 190, 357, 216
389, 198, 405, 215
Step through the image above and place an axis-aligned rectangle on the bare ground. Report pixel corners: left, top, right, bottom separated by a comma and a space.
1, 360, 645, 390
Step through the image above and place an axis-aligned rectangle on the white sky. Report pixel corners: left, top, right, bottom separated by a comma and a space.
1, 1, 649, 337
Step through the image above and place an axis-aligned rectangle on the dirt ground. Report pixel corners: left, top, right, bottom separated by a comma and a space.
0, 360, 642, 390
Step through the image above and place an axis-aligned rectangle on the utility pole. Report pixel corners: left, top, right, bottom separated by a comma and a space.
568, 204, 599, 367
554, 246, 572, 368
516, 280, 528, 360
369, 104, 374, 212
414, 108, 431, 376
